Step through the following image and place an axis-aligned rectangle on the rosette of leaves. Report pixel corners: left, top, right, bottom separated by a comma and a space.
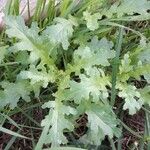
1, 0, 150, 149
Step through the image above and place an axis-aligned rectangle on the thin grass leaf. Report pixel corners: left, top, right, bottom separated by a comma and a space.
4, 132, 18, 150
18, 107, 41, 127
30, 122, 36, 149
110, 27, 123, 106
0, 113, 21, 129
4, 0, 13, 15
142, 106, 150, 114
12, 0, 19, 15
0, 126, 31, 139
4, 119, 29, 150
17, 124, 41, 130
44, 0, 55, 23
108, 137, 116, 150
145, 105, 150, 149
60, 0, 71, 17
33, 0, 44, 21
117, 136, 123, 150
44, 147, 86, 150
99, 21, 145, 39
119, 119, 142, 139
8, 102, 43, 116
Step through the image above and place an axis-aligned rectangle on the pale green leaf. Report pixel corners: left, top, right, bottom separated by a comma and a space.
138, 45, 150, 83
83, 11, 101, 31
118, 84, 143, 115
80, 102, 121, 145
119, 53, 133, 81
119, 53, 133, 74
64, 68, 110, 103
36, 101, 76, 149
105, 0, 150, 18
116, 0, 150, 16
43, 17, 74, 50
0, 46, 7, 63
139, 86, 150, 106
72, 36, 115, 73
138, 47, 150, 64
144, 74, 150, 83
18, 65, 55, 88
0, 80, 31, 109
5, 16, 55, 66
15, 51, 29, 65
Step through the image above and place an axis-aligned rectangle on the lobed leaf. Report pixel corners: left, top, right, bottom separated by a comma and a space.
36, 101, 76, 149
0, 80, 31, 109
83, 11, 101, 31
79, 102, 121, 145
43, 17, 74, 50
118, 84, 143, 115
5, 16, 55, 67
64, 68, 110, 104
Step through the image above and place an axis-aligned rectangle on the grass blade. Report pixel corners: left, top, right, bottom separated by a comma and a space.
4, 132, 18, 150
0, 113, 21, 129
44, 147, 86, 150
60, 0, 71, 17
108, 137, 116, 150
110, 27, 123, 106
0, 126, 30, 139
18, 107, 41, 127
119, 119, 142, 139
145, 105, 150, 149
33, 0, 43, 21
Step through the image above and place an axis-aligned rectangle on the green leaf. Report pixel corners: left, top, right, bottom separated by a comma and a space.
119, 53, 133, 74
43, 17, 74, 50
15, 51, 29, 65
79, 102, 121, 145
88, 36, 115, 66
118, 84, 143, 115
119, 53, 133, 81
116, 0, 150, 16
105, 0, 150, 18
144, 74, 150, 83
72, 36, 115, 73
0, 126, 30, 139
0, 80, 31, 109
0, 46, 7, 63
18, 65, 55, 88
64, 68, 110, 104
36, 101, 76, 149
130, 63, 150, 83
138, 44, 150, 83
139, 86, 150, 106
5, 16, 55, 67
138, 47, 150, 64
83, 11, 101, 31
